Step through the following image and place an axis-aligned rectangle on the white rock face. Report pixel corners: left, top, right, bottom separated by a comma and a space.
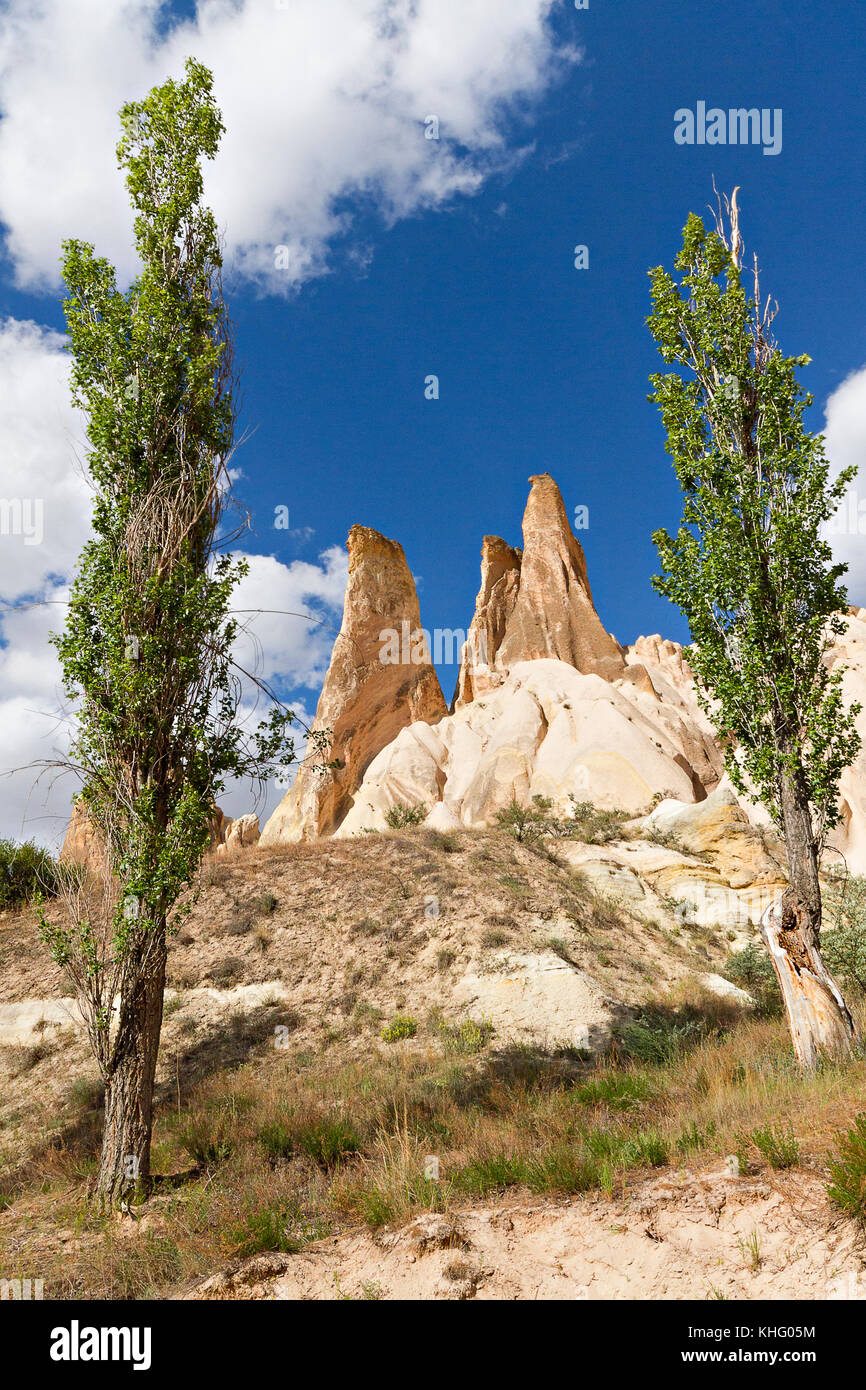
700, 973, 755, 1007
335, 659, 719, 836
453, 950, 614, 1051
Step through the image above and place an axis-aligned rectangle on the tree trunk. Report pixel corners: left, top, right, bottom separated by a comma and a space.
762, 769, 858, 1069
96, 926, 167, 1205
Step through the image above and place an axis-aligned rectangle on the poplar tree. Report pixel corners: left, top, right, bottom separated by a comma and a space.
43, 60, 295, 1202
647, 190, 861, 1068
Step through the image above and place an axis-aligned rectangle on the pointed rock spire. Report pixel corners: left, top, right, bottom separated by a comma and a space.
261, 525, 446, 843
453, 535, 522, 709
457, 474, 625, 700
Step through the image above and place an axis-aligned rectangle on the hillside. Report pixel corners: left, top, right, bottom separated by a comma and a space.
2, 820, 866, 1300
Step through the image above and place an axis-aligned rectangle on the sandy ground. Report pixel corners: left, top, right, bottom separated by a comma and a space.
189, 1167, 866, 1302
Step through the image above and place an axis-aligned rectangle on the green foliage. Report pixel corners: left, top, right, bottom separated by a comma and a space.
723, 943, 783, 1017
496, 795, 628, 845
177, 1114, 233, 1168
53, 59, 298, 980
494, 795, 551, 842
616, 1004, 717, 1064
381, 1015, 418, 1043
749, 1122, 800, 1169
822, 874, 866, 993
0, 839, 59, 907
384, 802, 427, 829
435, 1017, 495, 1055
297, 1118, 361, 1169
559, 800, 629, 844
229, 1203, 324, 1257
827, 1114, 866, 1221
647, 209, 860, 837
573, 1074, 656, 1111
257, 1121, 295, 1162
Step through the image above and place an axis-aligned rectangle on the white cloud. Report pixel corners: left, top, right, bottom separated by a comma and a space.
231, 547, 348, 692
0, 317, 349, 846
0, 318, 91, 596
0, 0, 574, 292
823, 364, 866, 604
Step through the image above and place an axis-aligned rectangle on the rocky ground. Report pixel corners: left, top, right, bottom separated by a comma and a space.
192, 1170, 864, 1302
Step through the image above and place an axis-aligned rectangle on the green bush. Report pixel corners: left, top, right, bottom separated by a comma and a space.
494, 797, 550, 842
229, 1203, 323, 1257
750, 1122, 800, 1169
436, 1017, 494, 1056
615, 1007, 706, 1064
723, 944, 783, 1017
384, 802, 427, 829
557, 799, 629, 845
0, 839, 59, 907
495, 795, 628, 846
827, 1114, 866, 1221
381, 1015, 418, 1043
177, 1114, 234, 1167
298, 1117, 361, 1168
822, 875, 866, 994
257, 1121, 294, 1162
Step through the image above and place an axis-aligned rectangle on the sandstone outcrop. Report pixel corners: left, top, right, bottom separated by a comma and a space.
334, 658, 723, 836
494, 474, 626, 681
453, 535, 521, 709
59, 801, 105, 871
261, 526, 447, 844
216, 813, 261, 857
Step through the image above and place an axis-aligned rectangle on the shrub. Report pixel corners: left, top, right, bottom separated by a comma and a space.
298, 1117, 361, 1168
0, 839, 59, 907
723, 944, 783, 1017
384, 802, 427, 829
258, 1121, 295, 1162
254, 891, 279, 916
229, 1203, 323, 1257
822, 876, 866, 994
495, 797, 550, 842
436, 1017, 494, 1056
177, 1114, 234, 1167
750, 1123, 800, 1169
556, 799, 628, 845
481, 928, 511, 948
615, 1007, 706, 1064
381, 1015, 418, 1043
827, 1114, 866, 1221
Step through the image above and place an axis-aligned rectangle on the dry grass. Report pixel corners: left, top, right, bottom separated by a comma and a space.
3, 985, 866, 1298
3, 826, 866, 1298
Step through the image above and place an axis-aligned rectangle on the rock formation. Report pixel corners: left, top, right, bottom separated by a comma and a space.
335, 658, 723, 835
216, 813, 261, 857
249, 479, 866, 874
59, 802, 106, 873
494, 474, 625, 680
453, 535, 521, 709
261, 525, 447, 843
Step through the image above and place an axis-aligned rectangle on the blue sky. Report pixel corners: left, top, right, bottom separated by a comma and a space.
1, 0, 865, 840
